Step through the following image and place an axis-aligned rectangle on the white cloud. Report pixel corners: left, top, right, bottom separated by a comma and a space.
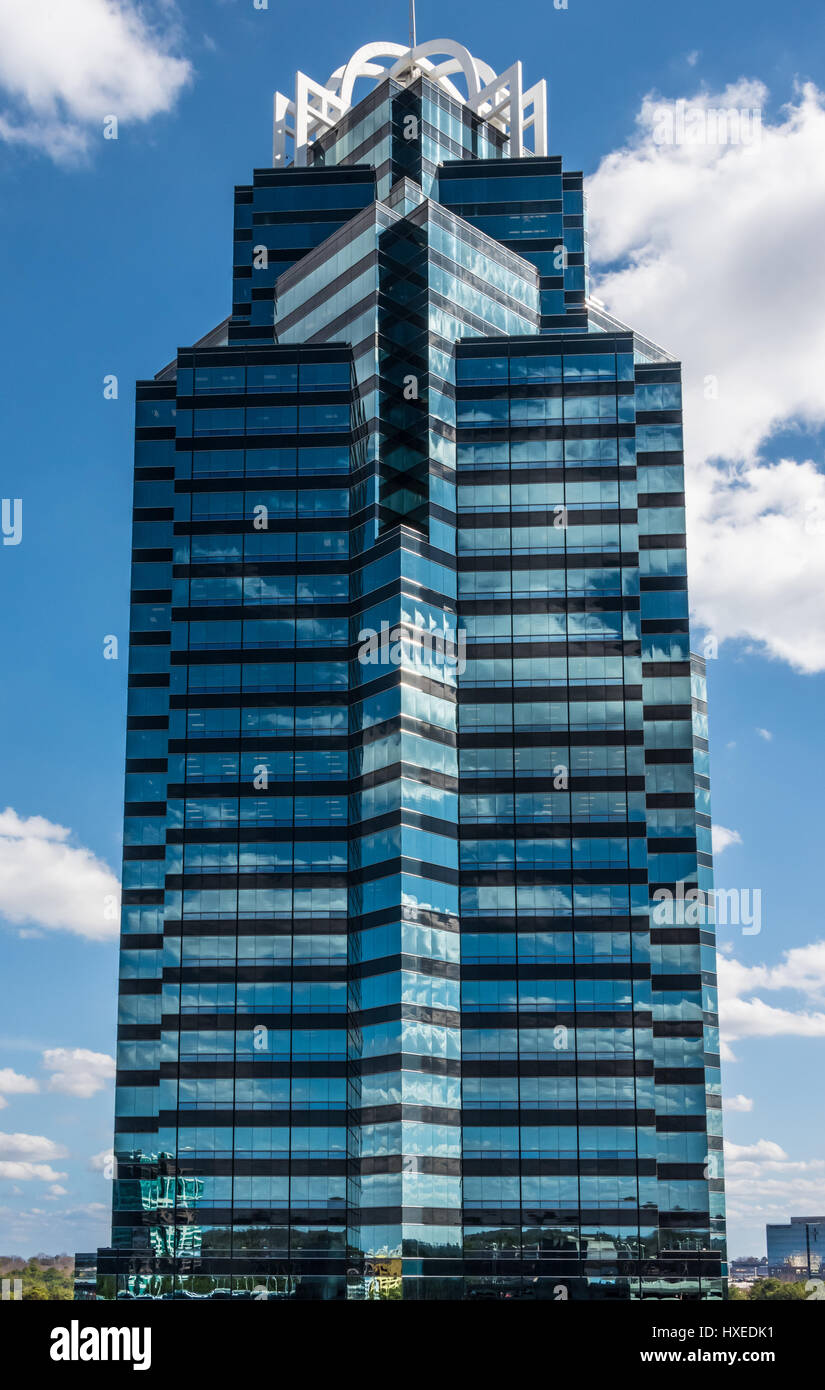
43, 1048, 115, 1099
756, 727, 773, 741
0, 807, 119, 941
0, 1130, 69, 1188
712, 824, 742, 855
0, 1162, 68, 1183
0, 1200, 109, 1251
2, 1198, 107, 1220
724, 1093, 754, 1113
723, 940, 825, 999
48, 1184, 68, 1197
0, 1131, 68, 1161
0, 0, 192, 161
724, 1138, 825, 1242
588, 80, 825, 672
0, 810, 67, 842
726, 1138, 787, 1162
719, 941, 825, 1057
67, 1202, 109, 1217
0, 1068, 39, 1110
686, 51, 700, 67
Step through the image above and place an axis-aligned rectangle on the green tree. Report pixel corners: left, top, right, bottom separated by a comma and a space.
748, 1277, 808, 1301
24, 1283, 50, 1301
15, 1259, 75, 1300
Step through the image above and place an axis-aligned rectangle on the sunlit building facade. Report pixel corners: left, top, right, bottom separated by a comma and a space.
766, 1217, 823, 1277
92, 38, 726, 1300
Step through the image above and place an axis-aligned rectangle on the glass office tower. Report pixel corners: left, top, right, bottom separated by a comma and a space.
92, 42, 726, 1300
766, 1217, 824, 1276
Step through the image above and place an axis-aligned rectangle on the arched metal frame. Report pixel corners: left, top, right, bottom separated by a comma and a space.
273, 38, 548, 167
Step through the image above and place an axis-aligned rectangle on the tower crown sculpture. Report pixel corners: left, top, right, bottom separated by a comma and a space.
273, 39, 548, 167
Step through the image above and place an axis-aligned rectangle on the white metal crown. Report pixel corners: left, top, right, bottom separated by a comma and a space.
273, 39, 548, 167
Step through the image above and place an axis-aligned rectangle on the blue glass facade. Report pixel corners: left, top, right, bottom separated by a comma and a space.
94, 62, 726, 1300
766, 1218, 824, 1275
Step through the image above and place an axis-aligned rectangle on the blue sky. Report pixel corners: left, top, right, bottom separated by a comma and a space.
1, 0, 824, 1260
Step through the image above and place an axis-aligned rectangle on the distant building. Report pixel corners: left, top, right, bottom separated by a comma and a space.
73, 1253, 98, 1300
766, 1217, 824, 1277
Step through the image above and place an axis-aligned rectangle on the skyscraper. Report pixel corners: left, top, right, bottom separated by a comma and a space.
93, 37, 727, 1301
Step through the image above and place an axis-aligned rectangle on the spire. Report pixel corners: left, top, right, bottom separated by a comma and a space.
409, 0, 417, 49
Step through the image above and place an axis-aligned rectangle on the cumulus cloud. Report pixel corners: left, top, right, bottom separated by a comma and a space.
0, 1162, 68, 1183
724, 1093, 754, 1113
0, 1131, 68, 1161
0, 807, 119, 941
712, 824, 742, 855
724, 1137, 825, 1237
43, 1048, 115, 1099
726, 1138, 787, 1163
0, 1201, 109, 1250
0, 1067, 39, 1109
0, 1131, 69, 1183
723, 940, 825, 999
756, 727, 773, 741
0, 0, 192, 161
588, 80, 825, 672
719, 941, 825, 1057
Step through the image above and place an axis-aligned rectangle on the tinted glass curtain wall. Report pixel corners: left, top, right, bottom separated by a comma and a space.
94, 52, 726, 1301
